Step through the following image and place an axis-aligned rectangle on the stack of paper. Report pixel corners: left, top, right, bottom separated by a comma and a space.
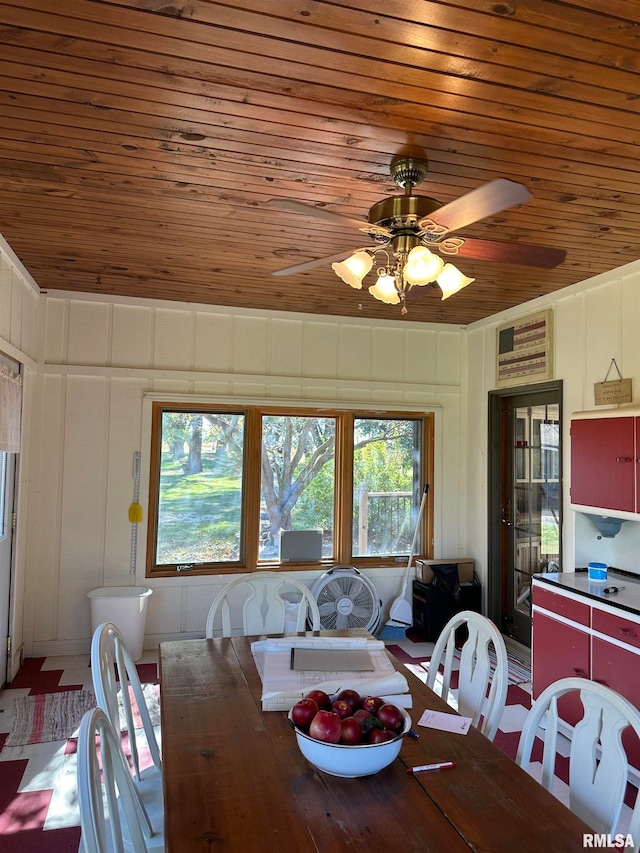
251, 636, 411, 711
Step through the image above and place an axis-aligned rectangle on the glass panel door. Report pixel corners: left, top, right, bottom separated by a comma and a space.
510, 403, 561, 643
488, 382, 562, 648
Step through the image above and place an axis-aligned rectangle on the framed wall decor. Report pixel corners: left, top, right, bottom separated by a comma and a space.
496, 308, 553, 388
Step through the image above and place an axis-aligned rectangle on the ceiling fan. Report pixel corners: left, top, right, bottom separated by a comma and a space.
269, 156, 566, 314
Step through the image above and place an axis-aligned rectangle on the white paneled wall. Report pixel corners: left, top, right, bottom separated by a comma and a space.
465, 260, 640, 584
24, 294, 466, 656
18, 258, 640, 658
0, 239, 40, 364
0, 236, 42, 676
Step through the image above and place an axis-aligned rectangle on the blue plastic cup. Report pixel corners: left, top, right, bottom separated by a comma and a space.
588, 562, 608, 582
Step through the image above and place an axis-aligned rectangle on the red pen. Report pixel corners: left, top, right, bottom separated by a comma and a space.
406, 761, 455, 774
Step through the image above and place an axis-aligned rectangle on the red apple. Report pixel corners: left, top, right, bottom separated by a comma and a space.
309, 710, 342, 744
335, 688, 362, 712
340, 716, 363, 745
376, 703, 405, 734
353, 709, 382, 733
331, 699, 352, 720
305, 689, 332, 711
369, 728, 396, 744
362, 695, 385, 715
290, 697, 319, 730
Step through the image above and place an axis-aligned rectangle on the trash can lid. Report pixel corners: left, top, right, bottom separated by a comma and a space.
87, 586, 153, 599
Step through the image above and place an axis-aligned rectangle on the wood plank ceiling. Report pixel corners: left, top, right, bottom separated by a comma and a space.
0, 0, 638, 324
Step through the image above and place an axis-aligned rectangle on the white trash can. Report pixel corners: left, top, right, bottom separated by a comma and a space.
282, 592, 303, 632
87, 586, 153, 661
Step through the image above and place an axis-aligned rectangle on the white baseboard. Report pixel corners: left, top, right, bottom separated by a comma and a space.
30, 631, 206, 659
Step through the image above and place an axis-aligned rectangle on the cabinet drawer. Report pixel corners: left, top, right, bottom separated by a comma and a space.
592, 608, 640, 650
532, 585, 590, 626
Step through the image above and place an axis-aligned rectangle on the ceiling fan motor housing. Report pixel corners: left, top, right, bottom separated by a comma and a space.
369, 156, 442, 230
368, 194, 442, 230
390, 156, 429, 189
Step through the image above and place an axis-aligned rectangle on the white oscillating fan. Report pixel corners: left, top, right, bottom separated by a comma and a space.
310, 566, 381, 633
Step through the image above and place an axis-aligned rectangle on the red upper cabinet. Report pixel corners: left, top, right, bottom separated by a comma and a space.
570, 415, 638, 514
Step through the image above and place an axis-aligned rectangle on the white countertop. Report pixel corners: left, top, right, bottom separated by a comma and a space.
533, 570, 640, 616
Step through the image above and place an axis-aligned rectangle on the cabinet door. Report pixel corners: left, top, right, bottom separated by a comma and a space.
532, 610, 590, 726
570, 417, 635, 512
592, 637, 640, 771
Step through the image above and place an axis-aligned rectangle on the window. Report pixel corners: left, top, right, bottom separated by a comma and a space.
147, 403, 433, 577
352, 417, 422, 557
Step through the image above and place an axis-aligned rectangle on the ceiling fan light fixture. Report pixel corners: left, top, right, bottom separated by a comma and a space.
368, 272, 400, 304
271, 160, 560, 315
437, 264, 475, 300
403, 245, 444, 286
331, 251, 373, 289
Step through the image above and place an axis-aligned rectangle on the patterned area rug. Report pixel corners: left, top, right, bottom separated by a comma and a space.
453, 646, 531, 685
5, 684, 160, 747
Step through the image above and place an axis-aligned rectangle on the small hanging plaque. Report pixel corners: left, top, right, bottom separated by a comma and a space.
594, 359, 632, 405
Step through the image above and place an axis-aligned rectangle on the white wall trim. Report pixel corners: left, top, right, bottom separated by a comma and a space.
44, 289, 466, 331
42, 363, 459, 397
0, 233, 42, 296
0, 338, 39, 373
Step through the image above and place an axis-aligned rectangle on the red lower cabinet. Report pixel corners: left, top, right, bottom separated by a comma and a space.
532, 610, 591, 726
533, 580, 640, 772
592, 637, 640, 771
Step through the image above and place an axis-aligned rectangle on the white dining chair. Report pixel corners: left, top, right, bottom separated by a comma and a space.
205, 571, 321, 638
426, 610, 509, 741
91, 622, 162, 785
77, 707, 165, 853
516, 676, 640, 848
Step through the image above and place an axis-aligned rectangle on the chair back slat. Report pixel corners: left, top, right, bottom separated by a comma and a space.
78, 708, 154, 853
517, 676, 640, 850
205, 571, 321, 638
91, 622, 162, 781
426, 610, 509, 741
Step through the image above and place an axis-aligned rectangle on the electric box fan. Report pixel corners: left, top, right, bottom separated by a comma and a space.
310, 566, 381, 633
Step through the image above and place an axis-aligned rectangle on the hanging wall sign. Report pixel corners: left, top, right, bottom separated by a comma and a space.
496, 309, 553, 388
594, 359, 632, 405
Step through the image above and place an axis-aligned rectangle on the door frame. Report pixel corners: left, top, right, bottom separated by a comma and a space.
487, 380, 563, 636
0, 451, 16, 687
0, 352, 21, 686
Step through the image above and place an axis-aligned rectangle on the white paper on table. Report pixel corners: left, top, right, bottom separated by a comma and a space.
417, 709, 472, 735
251, 636, 411, 711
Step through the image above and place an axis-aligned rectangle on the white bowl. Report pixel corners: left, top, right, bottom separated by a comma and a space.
288, 707, 412, 778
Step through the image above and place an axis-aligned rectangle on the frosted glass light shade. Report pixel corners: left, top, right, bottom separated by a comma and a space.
331, 252, 373, 289
437, 264, 475, 300
368, 273, 400, 304
403, 246, 444, 286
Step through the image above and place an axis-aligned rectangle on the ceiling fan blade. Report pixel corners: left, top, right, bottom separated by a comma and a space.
272, 248, 356, 276
266, 198, 371, 232
452, 237, 566, 268
420, 179, 533, 234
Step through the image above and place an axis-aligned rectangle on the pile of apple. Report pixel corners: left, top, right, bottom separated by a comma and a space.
290, 687, 405, 745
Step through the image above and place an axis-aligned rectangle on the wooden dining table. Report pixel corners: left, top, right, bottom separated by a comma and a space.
159, 630, 592, 852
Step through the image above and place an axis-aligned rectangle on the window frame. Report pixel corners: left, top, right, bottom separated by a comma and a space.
146, 402, 434, 578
